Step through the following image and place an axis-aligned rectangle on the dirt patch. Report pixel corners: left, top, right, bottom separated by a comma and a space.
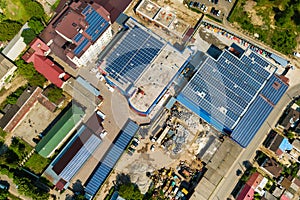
243, 0, 264, 26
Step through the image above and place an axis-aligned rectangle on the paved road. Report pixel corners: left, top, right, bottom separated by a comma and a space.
209, 83, 300, 200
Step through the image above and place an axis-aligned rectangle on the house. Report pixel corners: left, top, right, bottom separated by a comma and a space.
280, 104, 300, 130
2, 23, 29, 61
0, 54, 17, 90
0, 86, 42, 132
40, 1, 113, 68
35, 103, 85, 158
22, 38, 70, 88
236, 172, 268, 200
281, 177, 292, 190
269, 134, 293, 156
290, 177, 300, 193
260, 157, 283, 178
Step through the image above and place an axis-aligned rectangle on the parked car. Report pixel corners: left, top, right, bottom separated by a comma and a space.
150, 144, 155, 151
132, 140, 139, 147
189, 1, 193, 7
133, 137, 140, 144
217, 10, 221, 16
293, 52, 300, 58
204, 7, 208, 12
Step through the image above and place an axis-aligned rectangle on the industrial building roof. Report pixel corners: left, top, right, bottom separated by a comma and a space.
51, 125, 101, 182
100, 18, 165, 92
270, 53, 289, 67
84, 120, 139, 199
177, 47, 288, 147
76, 76, 100, 96
35, 104, 85, 158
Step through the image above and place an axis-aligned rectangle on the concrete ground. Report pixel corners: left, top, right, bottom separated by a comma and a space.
12, 102, 58, 147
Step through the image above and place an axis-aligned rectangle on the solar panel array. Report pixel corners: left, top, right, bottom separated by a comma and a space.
84, 120, 139, 197
231, 96, 274, 147
178, 50, 274, 130
260, 75, 288, 105
74, 38, 89, 55
82, 5, 110, 42
74, 33, 83, 43
103, 25, 165, 87
59, 134, 101, 181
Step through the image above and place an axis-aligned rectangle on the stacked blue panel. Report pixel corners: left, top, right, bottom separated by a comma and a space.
249, 52, 269, 68
74, 38, 89, 55
74, 33, 83, 42
104, 26, 164, 85
84, 120, 139, 197
260, 75, 288, 105
231, 96, 273, 147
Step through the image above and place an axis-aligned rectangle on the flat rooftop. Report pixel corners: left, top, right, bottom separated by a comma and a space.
129, 44, 186, 112
100, 18, 166, 92
153, 8, 175, 28
169, 18, 190, 37
136, 0, 160, 20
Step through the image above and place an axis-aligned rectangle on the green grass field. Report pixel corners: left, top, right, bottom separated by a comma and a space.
24, 153, 51, 175
228, 0, 299, 55
4, 0, 31, 22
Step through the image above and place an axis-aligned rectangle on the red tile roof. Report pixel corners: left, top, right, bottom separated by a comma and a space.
55, 179, 67, 190
246, 172, 263, 189
236, 184, 255, 200
22, 38, 70, 88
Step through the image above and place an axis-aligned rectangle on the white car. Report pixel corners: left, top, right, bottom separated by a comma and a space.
133, 137, 140, 144
217, 10, 221, 16
204, 7, 208, 12
293, 52, 300, 58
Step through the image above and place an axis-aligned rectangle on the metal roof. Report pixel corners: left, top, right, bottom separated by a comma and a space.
270, 53, 289, 67
84, 120, 139, 197
76, 76, 100, 96
177, 50, 274, 131
35, 104, 85, 158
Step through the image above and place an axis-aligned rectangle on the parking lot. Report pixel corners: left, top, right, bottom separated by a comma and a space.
187, 0, 236, 19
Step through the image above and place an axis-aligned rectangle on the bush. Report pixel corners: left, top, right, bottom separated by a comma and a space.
0, 20, 22, 41
47, 86, 63, 103
28, 18, 44, 34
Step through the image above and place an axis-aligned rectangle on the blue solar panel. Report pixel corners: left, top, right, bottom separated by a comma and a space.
260, 75, 288, 105
84, 8, 109, 42
74, 38, 89, 55
74, 33, 83, 43
231, 96, 274, 147
84, 120, 139, 197
103, 25, 164, 88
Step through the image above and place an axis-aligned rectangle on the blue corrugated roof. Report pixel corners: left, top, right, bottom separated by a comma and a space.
76, 76, 100, 96
74, 33, 83, 43
270, 53, 289, 67
84, 120, 139, 197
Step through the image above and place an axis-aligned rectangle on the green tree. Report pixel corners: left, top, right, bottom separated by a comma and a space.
24, 1, 45, 19
47, 86, 63, 103
21, 28, 36, 45
118, 183, 144, 200
0, 190, 8, 200
15, 60, 46, 87
28, 18, 44, 34
0, 20, 22, 41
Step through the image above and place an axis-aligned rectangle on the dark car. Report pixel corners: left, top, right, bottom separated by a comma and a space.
211, 7, 215, 14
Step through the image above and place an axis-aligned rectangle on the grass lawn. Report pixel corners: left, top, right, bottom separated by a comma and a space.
228, 0, 298, 55
3, 0, 31, 22
24, 153, 50, 175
